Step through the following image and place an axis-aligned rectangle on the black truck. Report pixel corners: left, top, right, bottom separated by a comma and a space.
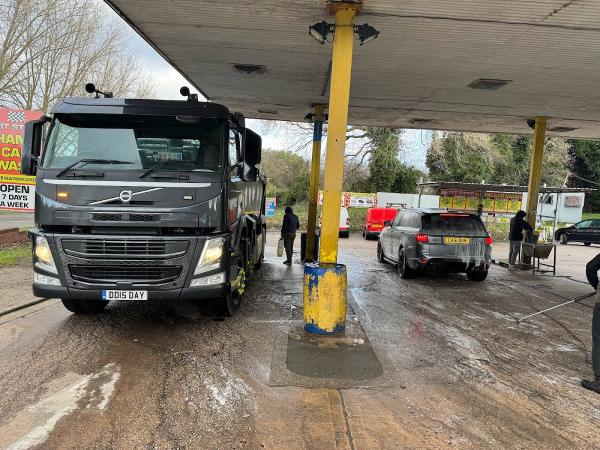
21, 89, 266, 315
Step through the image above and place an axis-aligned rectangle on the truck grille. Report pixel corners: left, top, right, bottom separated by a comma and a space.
70, 265, 181, 284
62, 239, 189, 259
90, 213, 161, 222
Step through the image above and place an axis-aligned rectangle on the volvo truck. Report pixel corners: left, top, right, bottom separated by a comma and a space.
21, 87, 266, 315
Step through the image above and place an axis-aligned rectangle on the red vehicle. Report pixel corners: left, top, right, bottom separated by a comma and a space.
363, 207, 398, 239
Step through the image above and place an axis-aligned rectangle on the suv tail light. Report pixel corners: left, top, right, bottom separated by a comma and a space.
416, 233, 429, 243
485, 236, 493, 245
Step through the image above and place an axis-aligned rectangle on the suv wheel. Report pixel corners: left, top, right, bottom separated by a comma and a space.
61, 298, 108, 314
466, 270, 488, 282
377, 242, 386, 263
398, 248, 416, 279
559, 233, 568, 245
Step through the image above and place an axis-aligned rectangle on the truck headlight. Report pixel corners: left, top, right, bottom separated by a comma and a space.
34, 235, 58, 274
194, 237, 225, 275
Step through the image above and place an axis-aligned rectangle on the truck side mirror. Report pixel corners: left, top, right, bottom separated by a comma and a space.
242, 128, 261, 182
22, 116, 49, 176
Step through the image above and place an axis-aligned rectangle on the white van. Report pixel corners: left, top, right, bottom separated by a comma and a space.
318, 207, 350, 238
339, 207, 350, 238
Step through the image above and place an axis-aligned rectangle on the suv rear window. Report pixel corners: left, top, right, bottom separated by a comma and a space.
422, 214, 486, 234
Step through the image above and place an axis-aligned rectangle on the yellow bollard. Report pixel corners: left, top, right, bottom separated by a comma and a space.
303, 262, 347, 334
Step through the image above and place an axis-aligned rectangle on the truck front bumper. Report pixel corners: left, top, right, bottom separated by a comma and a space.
33, 283, 228, 301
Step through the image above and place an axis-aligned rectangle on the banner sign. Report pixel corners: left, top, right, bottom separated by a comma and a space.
265, 197, 276, 217
318, 191, 376, 208
0, 108, 40, 211
439, 189, 522, 214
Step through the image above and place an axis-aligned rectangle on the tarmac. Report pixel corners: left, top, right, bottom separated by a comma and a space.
1, 232, 600, 449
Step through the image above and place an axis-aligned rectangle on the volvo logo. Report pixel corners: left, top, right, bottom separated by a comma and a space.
119, 190, 133, 203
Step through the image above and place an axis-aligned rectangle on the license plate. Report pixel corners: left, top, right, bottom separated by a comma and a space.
101, 290, 148, 301
444, 237, 471, 245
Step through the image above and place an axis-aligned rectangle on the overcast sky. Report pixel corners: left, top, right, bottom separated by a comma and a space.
106, 1, 430, 170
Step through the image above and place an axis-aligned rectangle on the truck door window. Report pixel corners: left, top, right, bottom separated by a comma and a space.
228, 129, 240, 171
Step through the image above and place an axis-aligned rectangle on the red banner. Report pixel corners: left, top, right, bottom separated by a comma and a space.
0, 108, 42, 175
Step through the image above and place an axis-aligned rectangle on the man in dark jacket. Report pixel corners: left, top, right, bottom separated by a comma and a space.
281, 206, 300, 265
508, 210, 534, 270
582, 253, 600, 394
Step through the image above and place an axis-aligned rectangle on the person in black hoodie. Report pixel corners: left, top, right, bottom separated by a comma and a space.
508, 210, 533, 270
582, 254, 600, 394
281, 206, 300, 265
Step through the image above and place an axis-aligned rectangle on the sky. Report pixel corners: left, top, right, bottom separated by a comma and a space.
106, 1, 431, 170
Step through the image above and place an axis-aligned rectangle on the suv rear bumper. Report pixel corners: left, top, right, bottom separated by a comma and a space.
417, 257, 490, 273
33, 283, 228, 301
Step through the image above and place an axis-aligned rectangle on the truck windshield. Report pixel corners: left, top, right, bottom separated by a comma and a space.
42, 115, 224, 172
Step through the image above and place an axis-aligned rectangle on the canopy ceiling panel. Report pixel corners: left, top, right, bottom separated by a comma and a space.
106, 0, 600, 137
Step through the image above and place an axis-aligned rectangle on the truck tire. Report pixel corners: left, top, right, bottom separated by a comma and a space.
61, 298, 108, 314
217, 237, 248, 316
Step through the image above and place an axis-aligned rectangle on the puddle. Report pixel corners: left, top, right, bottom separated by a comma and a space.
0, 364, 120, 450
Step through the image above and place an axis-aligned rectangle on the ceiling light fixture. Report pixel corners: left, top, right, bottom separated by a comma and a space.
309, 21, 333, 44
354, 24, 380, 45
309, 21, 380, 46
468, 79, 512, 90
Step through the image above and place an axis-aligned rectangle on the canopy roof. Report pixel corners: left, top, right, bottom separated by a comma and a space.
106, 0, 600, 137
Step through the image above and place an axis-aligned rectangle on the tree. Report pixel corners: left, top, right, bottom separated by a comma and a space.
426, 131, 570, 187
569, 139, 600, 212
0, 0, 154, 111
259, 149, 310, 204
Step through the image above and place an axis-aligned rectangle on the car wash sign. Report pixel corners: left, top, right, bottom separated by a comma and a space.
0, 108, 41, 211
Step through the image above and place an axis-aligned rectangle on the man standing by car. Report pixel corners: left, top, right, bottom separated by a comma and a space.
281, 206, 300, 265
508, 210, 533, 270
582, 253, 600, 394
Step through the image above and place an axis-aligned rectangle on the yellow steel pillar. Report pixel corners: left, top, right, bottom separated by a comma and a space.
305, 104, 326, 262
525, 116, 547, 228
319, 3, 357, 264
304, 2, 358, 335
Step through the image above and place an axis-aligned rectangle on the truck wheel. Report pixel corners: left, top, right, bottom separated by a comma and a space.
466, 270, 488, 282
217, 291, 242, 317
253, 229, 266, 269
61, 298, 108, 314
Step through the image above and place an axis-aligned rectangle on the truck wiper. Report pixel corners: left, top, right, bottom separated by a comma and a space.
139, 160, 198, 179
56, 159, 134, 177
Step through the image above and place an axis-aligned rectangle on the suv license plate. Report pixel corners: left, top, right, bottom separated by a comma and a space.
444, 237, 471, 245
102, 290, 148, 301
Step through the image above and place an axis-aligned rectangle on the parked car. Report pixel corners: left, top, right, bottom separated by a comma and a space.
377, 208, 492, 281
319, 207, 350, 238
555, 219, 600, 245
363, 207, 398, 239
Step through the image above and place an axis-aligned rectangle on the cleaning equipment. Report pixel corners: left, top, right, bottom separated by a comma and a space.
277, 237, 284, 257
516, 292, 596, 324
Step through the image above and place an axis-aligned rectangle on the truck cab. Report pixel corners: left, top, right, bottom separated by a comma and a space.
22, 94, 265, 315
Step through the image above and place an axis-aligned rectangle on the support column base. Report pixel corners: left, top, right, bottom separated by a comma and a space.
303, 262, 347, 335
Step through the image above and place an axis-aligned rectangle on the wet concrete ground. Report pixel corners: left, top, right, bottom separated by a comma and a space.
1, 232, 600, 449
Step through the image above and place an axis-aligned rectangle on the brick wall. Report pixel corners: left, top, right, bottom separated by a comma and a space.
0, 228, 29, 247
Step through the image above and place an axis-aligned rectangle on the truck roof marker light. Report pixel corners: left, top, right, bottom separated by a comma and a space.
416, 234, 429, 243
